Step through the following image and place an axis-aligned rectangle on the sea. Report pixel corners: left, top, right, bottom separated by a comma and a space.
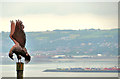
0, 58, 119, 77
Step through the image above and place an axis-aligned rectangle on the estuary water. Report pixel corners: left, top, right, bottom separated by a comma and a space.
1, 59, 119, 77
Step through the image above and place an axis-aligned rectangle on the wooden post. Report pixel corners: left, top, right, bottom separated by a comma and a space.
16, 62, 24, 79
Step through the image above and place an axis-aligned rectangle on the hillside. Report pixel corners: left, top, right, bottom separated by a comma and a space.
1, 29, 118, 56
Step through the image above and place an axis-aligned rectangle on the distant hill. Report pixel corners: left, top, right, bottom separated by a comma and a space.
1, 29, 118, 56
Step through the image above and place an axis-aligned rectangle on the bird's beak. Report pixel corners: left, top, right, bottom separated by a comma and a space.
9, 52, 14, 60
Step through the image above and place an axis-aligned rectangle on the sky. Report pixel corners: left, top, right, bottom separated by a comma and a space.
0, 2, 118, 32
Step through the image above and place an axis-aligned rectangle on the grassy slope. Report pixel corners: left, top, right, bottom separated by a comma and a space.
1, 29, 118, 56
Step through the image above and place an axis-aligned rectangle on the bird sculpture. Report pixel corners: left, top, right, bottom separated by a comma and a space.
9, 20, 31, 63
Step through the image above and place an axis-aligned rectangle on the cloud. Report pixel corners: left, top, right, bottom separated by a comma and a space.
1, 2, 117, 17
1, 13, 118, 32
0, 2, 118, 32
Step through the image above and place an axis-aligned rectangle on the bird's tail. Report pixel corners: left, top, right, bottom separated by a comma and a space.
20, 51, 31, 64
25, 54, 31, 64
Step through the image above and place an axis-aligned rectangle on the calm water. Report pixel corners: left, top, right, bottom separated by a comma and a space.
1, 60, 118, 77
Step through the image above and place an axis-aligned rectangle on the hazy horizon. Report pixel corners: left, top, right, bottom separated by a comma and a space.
0, 28, 118, 33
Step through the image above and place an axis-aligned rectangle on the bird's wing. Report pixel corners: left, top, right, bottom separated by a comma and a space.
12, 20, 26, 48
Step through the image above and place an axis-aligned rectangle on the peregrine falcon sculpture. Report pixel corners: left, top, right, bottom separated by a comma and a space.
9, 20, 31, 63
